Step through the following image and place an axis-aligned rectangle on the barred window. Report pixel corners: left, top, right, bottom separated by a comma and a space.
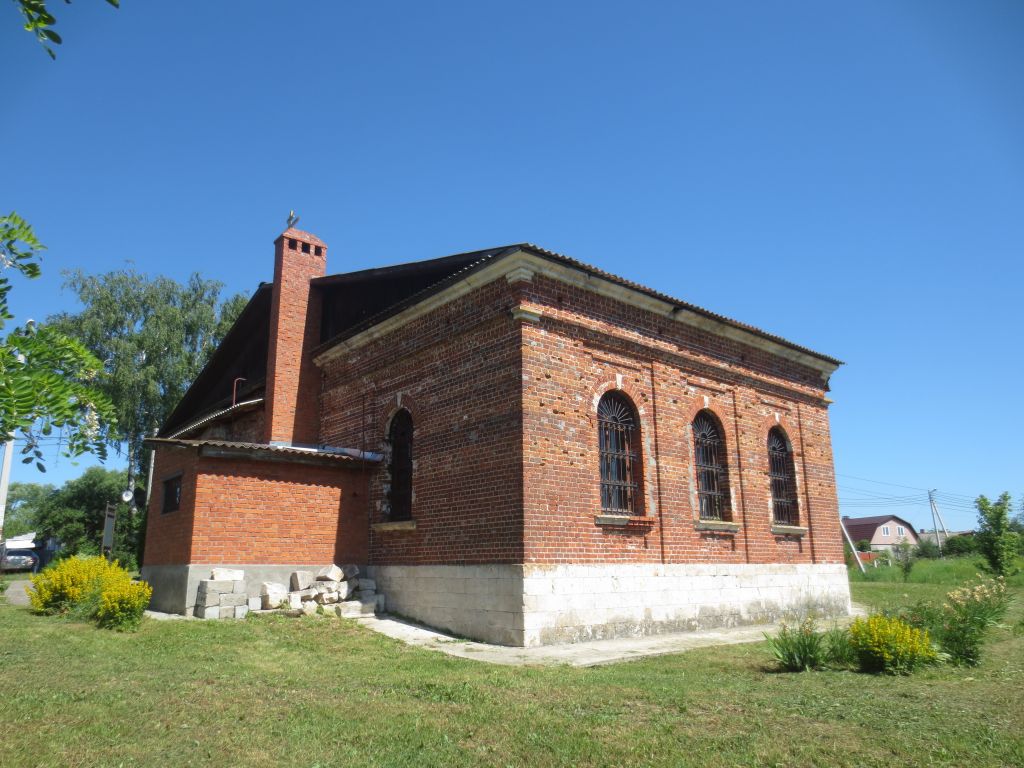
388, 409, 413, 521
693, 411, 731, 521
162, 475, 182, 515
597, 391, 642, 515
768, 427, 798, 525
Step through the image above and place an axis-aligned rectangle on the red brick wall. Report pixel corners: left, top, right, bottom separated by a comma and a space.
320, 278, 525, 565
143, 447, 369, 566
518, 273, 844, 566
265, 228, 326, 445
188, 457, 368, 565
143, 446, 199, 565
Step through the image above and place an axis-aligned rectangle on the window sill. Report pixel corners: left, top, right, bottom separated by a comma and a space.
771, 524, 807, 537
695, 520, 741, 533
595, 514, 656, 527
373, 520, 416, 532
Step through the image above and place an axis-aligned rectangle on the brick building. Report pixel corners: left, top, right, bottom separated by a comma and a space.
141, 226, 852, 646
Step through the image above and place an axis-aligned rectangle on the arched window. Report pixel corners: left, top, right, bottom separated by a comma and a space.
768, 427, 798, 525
387, 409, 413, 521
693, 410, 731, 521
597, 391, 642, 515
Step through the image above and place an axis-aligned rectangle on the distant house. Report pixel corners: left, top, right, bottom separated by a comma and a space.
841, 515, 919, 552
918, 528, 974, 546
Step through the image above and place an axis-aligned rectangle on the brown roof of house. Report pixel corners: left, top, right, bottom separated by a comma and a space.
841, 514, 917, 543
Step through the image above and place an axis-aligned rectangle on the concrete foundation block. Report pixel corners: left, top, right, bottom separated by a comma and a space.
247, 597, 262, 611
335, 600, 374, 618
211, 568, 244, 582
290, 571, 315, 591
197, 579, 234, 596
260, 581, 288, 596
316, 564, 343, 582
287, 593, 302, 610
234, 605, 249, 619
220, 593, 248, 608
195, 605, 220, 620
196, 590, 220, 608
301, 601, 318, 616
358, 578, 376, 593
341, 564, 360, 579
262, 591, 287, 610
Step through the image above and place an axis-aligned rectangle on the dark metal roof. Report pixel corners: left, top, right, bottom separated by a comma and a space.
313, 243, 842, 367
162, 239, 843, 441
519, 243, 843, 367
144, 437, 381, 465
160, 284, 272, 437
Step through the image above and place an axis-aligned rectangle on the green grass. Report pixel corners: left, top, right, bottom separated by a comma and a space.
1, 582, 1022, 768
849, 554, 1024, 587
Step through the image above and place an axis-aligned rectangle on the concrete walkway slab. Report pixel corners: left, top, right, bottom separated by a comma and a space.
3, 579, 31, 606
357, 606, 867, 667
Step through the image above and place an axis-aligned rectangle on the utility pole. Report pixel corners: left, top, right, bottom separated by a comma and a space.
839, 514, 866, 574
928, 490, 951, 553
0, 437, 14, 538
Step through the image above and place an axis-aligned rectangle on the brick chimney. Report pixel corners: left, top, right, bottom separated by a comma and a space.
264, 227, 327, 446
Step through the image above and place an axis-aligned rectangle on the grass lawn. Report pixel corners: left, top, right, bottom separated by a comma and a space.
0, 574, 1021, 767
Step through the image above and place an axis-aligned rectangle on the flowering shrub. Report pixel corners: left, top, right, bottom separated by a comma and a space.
95, 579, 152, 631
935, 576, 1010, 666
28, 555, 112, 614
848, 615, 937, 675
28, 556, 151, 631
765, 618, 827, 671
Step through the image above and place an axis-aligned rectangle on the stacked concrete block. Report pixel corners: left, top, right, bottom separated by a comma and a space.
198, 564, 381, 621
277, 564, 379, 620
194, 572, 248, 619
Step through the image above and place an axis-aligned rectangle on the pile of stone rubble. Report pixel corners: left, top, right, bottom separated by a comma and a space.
193, 564, 381, 620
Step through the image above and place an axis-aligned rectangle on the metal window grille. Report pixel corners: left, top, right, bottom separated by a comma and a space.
693, 412, 731, 521
598, 393, 641, 515
388, 410, 414, 521
768, 428, 798, 525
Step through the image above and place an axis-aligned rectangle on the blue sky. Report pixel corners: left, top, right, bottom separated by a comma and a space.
3, 1, 1022, 531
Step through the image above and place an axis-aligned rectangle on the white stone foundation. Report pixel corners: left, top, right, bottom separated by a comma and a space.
369, 562, 852, 647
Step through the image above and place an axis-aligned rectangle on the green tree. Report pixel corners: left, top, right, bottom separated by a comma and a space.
855, 539, 872, 552
48, 269, 248, 481
13, 0, 120, 59
915, 539, 940, 559
894, 540, 915, 582
1, 213, 117, 468
943, 534, 977, 557
1, 481, 55, 538
975, 493, 1020, 577
34, 467, 139, 568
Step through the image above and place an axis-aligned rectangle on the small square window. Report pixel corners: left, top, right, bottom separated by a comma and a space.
882, 525, 890, 537
301, 242, 311, 254
314, 245, 322, 256
162, 476, 182, 514
288, 238, 298, 250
